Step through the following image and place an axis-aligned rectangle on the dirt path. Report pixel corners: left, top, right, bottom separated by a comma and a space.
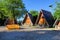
0, 27, 60, 32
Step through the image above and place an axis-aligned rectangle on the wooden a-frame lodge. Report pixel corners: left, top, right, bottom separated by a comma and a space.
35, 9, 55, 28
22, 13, 37, 26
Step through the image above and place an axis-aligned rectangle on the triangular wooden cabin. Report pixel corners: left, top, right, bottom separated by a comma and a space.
22, 13, 37, 26
35, 9, 55, 28
53, 19, 60, 28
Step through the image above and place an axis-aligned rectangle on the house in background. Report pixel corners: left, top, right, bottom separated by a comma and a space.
35, 9, 55, 28
22, 13, 37, 27
53, 19, 60, 28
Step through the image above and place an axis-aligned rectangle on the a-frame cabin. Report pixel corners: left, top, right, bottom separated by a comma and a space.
53, 19, 60, 28
35, 9, 55, 28
22, 13, 38, 27
22, 13, 33, 26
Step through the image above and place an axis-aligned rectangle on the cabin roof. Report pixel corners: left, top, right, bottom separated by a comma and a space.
22, 13, 37, 25
36, 9, 55, 26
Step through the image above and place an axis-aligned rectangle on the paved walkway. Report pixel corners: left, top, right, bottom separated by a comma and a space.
0, 30, 60, 40
0, 27, 60, 40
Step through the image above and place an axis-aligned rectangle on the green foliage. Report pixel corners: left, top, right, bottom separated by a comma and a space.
0, 0, 27, 19
30, 10, 38, 16
54, 2, 60, 19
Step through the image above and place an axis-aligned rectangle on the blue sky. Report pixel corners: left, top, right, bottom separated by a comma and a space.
23, 0, 56, 13
18, 0, 59, 21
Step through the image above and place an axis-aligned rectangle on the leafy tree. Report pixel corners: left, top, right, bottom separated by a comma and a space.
30, 10, 38, 16
54, 2, 60, 19
0, 0, 27, 19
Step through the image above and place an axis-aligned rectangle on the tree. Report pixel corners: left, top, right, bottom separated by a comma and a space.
0, 0, 28, 24
0, 0, 27, 19
54, 2, 60, 19
30, 10, 38, 16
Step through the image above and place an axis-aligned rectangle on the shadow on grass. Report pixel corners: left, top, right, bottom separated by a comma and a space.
0, 30, 60, 40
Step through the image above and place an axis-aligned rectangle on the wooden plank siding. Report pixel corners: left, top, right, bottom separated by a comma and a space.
38, 13, 45, 25
25, 16, 32, 25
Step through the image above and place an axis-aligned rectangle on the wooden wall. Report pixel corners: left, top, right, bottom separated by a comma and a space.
25, 16, 32, 25
38, 13, 45, 25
